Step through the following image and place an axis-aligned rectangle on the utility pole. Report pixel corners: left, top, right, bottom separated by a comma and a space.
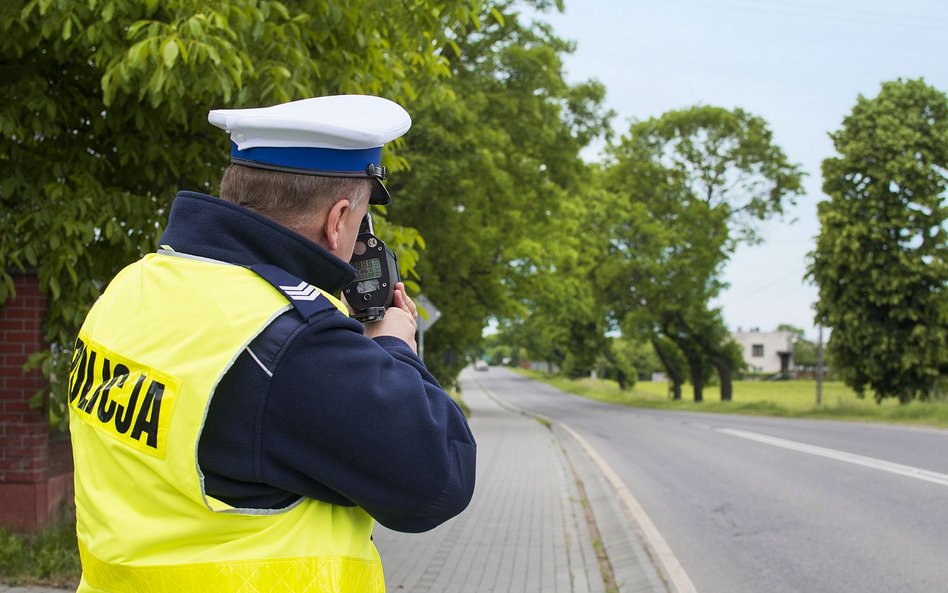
816, 324, 824, 406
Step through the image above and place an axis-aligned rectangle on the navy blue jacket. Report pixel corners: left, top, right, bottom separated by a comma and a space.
158, 191, 476, 533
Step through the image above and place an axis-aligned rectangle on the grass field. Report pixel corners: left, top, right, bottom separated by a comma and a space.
515, 369, 948, 428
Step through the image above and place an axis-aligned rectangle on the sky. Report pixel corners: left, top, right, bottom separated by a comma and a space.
528, 0, 948, 341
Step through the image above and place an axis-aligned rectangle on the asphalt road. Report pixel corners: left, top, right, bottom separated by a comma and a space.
475, 367, 948, 593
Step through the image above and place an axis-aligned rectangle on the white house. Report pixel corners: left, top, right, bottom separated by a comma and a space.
732, 329, 794, 375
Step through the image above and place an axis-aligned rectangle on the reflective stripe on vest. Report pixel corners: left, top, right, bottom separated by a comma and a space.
68, 252, 383, 593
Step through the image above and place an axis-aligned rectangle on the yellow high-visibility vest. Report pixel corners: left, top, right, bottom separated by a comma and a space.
68, 251, 384, 593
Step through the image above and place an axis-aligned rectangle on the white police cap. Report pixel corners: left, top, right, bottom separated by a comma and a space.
208, 95, 411, 205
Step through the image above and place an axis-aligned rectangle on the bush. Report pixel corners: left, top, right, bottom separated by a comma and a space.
0, 519, 80, 588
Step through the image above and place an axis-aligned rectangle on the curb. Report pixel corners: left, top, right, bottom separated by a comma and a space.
477, 379, 673, 593
555, 424, 672, 593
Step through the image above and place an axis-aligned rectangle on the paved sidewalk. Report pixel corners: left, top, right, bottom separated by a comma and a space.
375, 368, 605, 592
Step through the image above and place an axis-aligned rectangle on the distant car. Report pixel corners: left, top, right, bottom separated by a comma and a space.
474, 359, 489, 371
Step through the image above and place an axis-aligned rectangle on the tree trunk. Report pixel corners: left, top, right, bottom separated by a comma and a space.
668, 333, 705, 403
651, 339, 683, 400
602, 348, 627, 390
669, 310, 733, 402
690, 364, 704, 402
709, 353, 733, 401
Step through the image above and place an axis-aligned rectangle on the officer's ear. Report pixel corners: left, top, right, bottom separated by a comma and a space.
323, 197, 352, 253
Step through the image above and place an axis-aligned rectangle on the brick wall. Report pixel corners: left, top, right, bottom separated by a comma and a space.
0, 271, 73, 532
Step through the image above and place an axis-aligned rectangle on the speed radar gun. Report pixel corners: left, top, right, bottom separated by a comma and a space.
345, 212, 400, 323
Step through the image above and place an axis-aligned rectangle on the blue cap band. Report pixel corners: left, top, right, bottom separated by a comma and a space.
231, 143, 382, 173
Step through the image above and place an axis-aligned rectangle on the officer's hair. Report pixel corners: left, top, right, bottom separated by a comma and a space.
219, 164, 371, 226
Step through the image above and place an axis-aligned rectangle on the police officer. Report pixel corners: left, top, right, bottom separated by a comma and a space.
67, 95, 476, 593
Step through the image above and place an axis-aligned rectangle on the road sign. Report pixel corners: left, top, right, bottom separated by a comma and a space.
414, 294, 440, 363
415, 293, 441, 333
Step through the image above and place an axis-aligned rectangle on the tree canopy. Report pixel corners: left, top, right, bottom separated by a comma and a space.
389, 4, 610, 383
809, 78, 947, 403
1, 0, 613, 398
1, 0, 484, 348
0, 0, 501, 418
10, 0, 904, 412
600, 106, 803, 400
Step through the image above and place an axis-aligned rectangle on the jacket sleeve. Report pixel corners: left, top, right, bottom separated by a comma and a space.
257, 311, 476, 533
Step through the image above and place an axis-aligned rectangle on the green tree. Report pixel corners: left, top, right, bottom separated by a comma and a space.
809, 78, 947, 403
498, 182, 616, 379
390, 3, 609, 385
776, 323, 817, 370
595, 334, 663, 391
603, 106, 804, 401
481, 331, 524, 366
0, 0, 484, 419
650, 335, 689, 400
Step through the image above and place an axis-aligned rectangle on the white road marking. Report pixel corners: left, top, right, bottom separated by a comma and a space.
561, 423, 699, 593
718, 428, 948, 488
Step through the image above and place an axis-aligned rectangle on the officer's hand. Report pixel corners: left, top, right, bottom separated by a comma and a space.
363, 282, 418, 353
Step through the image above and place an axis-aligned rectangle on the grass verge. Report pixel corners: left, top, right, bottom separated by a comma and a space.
449, 388, 471, 418
0, 518, 81, 588
515, 369, 948, 429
